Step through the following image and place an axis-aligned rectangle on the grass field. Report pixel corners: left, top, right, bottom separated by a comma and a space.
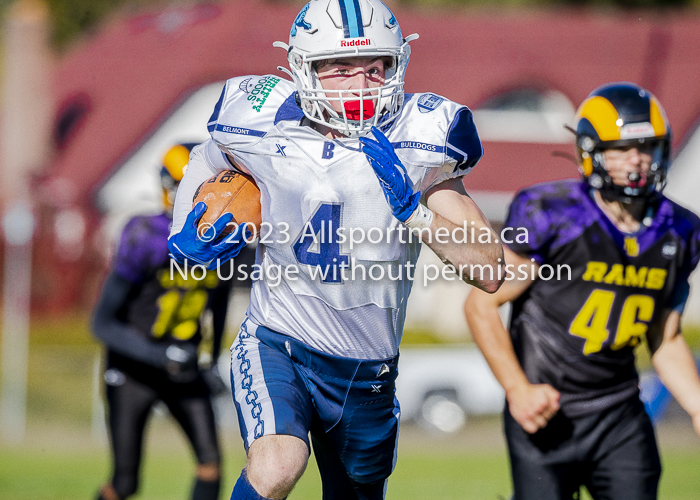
1, 314, 699, 498
1, 415, 699, 499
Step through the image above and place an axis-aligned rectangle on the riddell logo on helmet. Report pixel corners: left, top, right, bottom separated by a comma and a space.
338, 38, 373, 48
620, 122, 655, 139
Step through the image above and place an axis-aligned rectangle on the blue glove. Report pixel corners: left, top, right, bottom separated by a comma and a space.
359, 126, 421, 222
209, 222, 250, 269
168, 202, 249, 270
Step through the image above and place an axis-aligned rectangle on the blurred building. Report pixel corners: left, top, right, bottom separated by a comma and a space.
23, 1, 700, 334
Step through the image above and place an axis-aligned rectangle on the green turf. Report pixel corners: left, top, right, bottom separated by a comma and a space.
0, 446, 502, 500
3, 312, 698, 499
387, 451, 510, 499
1, 429, 698, 500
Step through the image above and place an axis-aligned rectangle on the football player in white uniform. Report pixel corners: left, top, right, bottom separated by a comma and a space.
168, 0, 503, 498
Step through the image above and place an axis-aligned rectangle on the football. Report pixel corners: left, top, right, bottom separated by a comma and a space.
192, 170, 262, 238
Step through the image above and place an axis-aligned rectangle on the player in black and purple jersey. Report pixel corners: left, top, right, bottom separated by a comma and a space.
465, 83, 700, 500
92, 143, 249, 500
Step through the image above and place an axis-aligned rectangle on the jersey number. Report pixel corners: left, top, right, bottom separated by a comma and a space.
568, 289, 655, 355
152, 289, 208, 340
293, 203, 349, 283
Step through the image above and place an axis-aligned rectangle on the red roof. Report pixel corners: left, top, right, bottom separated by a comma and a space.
50, 1, 700, 203
36, 1, 700, 312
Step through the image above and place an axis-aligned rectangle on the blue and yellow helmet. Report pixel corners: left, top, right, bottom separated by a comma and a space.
161, 142, 197, 211
575, 82, 671, 200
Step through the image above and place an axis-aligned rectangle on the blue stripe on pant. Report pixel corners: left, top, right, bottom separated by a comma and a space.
230, 321, 400, 494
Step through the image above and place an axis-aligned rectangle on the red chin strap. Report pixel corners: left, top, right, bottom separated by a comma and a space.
344, 99, 375, 121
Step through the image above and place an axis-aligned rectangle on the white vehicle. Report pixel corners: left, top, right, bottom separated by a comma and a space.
396, 345, 504, 433
214, 344, 504, 434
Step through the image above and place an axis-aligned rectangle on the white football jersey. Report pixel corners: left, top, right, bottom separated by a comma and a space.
172, 75, 483, 359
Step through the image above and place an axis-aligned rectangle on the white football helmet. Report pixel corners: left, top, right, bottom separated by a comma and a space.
274, 0, 418, 137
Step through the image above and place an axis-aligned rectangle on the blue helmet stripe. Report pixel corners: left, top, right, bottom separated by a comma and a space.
338, 0, 364, 38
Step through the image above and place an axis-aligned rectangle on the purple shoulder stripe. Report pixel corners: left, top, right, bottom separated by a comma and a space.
504, 180, 594, 264
113, 213, 171, 283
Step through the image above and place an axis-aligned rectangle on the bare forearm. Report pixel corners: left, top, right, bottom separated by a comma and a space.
464, 251, 559, 433
465, 298, 528, 393
424, 212, 503, 292
423, 178, 503, 292
465, 292, 560, 434
652, 334, 700, 418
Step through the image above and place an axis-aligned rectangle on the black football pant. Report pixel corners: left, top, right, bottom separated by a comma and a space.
104, 365, 220, 498
505, 397, 661, 500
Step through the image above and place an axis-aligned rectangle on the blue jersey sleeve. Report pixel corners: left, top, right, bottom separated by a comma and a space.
410, 101, 483, 193
445, 107, 483, 173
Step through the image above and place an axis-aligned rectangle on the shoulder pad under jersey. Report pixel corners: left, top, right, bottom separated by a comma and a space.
389, 93, 483, 190
207, 75, 298, 152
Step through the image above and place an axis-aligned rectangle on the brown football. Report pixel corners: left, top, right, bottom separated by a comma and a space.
192, 170, 262, 238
